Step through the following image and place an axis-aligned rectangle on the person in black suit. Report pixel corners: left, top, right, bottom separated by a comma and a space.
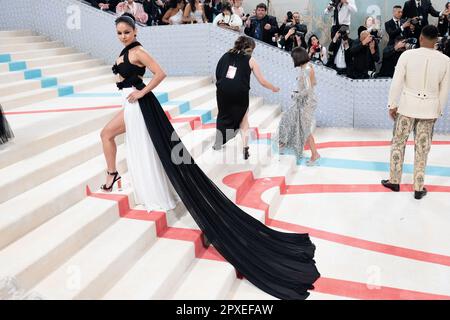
402, 0, 444, 28
244, 3, 279, 47
377, 36, 407, 78
326, 25, 354, 76
385, 5, 411, 45
90, 0, 120, 12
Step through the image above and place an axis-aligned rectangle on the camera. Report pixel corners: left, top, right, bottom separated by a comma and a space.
409, 16, 423, 26
294, 24, 307, 37
404, 37, 418, 50
287, 11, 293, 21
328, 0, 340, 8
338, 25, 350, 41
370, 29, 382, 43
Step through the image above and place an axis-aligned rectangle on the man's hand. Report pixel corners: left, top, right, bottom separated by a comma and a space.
362, 35, 373, 46
402, 21, 411, 28
333, 31, 341, 43
343, 39, 350, 49
394, 40, 406, 51
264, 23, 272, 31
389, 107, 398, 120
369, 39, 376, 50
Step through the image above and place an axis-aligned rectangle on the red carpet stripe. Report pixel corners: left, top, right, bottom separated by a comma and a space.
86, 187, 450, 300
5, 105, 122, 115
221, 172, 450, 267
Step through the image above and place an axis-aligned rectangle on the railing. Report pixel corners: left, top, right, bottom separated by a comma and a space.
1, 0, 449, 132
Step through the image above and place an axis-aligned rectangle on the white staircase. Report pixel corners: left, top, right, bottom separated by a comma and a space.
0, 30, 287, 300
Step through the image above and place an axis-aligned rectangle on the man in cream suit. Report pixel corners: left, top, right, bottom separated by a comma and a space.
382, 25, 450, 199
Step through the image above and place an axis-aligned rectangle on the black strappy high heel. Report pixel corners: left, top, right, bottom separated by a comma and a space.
243, 146, 250, 160
100, 171, 122, 192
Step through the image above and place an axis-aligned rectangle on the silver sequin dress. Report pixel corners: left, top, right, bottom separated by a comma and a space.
273, 64, 317, 160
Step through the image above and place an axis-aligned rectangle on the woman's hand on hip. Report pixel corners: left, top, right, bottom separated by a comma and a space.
127, 90, 145, 103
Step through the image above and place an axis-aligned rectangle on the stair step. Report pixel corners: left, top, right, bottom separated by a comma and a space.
0, 41, 64, 53
0, 35, 48, 44
0, 145, 127, 250
0, 197, 121, 290
170, 259, 236, 300
0, 129, 119, 203
0, 108, 117, 169
7, 47, 76, 61
103, 238, 195, 299
1, 73, 114, 110
0, 58, 105, 84
0, 30, 34, 38
31, 218, 157, 299
0, 53, 91, 73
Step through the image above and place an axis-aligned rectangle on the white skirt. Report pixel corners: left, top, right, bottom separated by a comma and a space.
122, 88, 180, 212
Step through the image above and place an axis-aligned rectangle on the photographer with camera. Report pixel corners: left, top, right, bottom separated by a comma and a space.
402, 0, 445, 30
307, 34, 328, 65
348, 27, 380, 79
244, 3, 279, 47
279, 11, 308, 52
438, 2, 450, 36
326, 25, 353, 76
212, 2, 242, 31
385, 5, 414, 46
324, 0, 358, 38
377, 35, 417, 78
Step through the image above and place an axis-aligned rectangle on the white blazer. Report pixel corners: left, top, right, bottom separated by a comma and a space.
388, 47, 450, 119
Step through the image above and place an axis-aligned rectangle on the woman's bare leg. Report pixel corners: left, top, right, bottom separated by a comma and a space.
240, 110, 250, 148
100, 110, 125, 186
307, 135, 320, 161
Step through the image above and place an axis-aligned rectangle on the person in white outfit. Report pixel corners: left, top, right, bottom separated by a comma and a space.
324, 0, 358, 38
212, 2, 242, 32
382, 25, 450, 200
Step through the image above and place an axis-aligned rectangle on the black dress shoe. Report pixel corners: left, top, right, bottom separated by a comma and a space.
381, 180, 400, 192
414, 188, 427, 200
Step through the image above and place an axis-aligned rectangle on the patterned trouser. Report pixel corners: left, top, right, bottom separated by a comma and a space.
389, 114, 436, 191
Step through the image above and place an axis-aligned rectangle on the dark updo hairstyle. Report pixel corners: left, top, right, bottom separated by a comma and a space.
115, 12, 136, 29
229, 36, 256, 55
291, 46, 310, 67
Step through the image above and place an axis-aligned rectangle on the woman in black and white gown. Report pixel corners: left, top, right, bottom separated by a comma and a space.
0, 104, 14, 145
100, 13, 320, 300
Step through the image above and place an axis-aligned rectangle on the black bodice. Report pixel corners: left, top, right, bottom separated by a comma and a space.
112, 41, 146, 90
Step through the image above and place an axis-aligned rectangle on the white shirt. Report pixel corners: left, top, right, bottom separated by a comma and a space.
334, 42, 347, 69
324, 0, 358, 26
388, 48, 450, 118
212, 13, 243, 27
393, 17, 405, 32
232, 6, 245, 18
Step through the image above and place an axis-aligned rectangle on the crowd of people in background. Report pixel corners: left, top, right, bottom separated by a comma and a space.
88, 0, 450, 79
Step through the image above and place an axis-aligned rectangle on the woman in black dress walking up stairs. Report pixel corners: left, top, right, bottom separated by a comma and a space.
213, 36, 279, 159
